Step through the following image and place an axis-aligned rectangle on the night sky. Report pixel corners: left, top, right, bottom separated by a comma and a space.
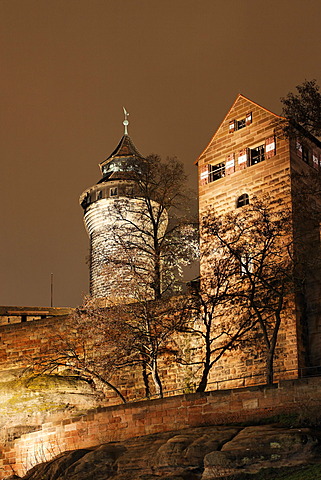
1, 0, 321, 307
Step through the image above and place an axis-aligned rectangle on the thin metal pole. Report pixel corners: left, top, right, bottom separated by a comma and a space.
50, 273, 54, 307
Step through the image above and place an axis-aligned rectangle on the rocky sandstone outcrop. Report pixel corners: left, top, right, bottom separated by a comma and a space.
0, 374, 100, 444
9, 424, 321, 480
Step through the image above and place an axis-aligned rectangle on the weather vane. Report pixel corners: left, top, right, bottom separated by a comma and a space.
123, 107, 129, 135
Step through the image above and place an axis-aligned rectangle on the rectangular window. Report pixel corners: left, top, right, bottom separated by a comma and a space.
208, 163, 225, 182
240, 253, 253, 275
110, 187, 118, 197
125, 186, 134, 196
250, 145, 265, 165
237, 118, 246, 130
230, 113, 252, 133
302, 145, 309, 164
97, 190, 102, 200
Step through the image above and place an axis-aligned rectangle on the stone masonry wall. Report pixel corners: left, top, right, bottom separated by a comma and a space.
1, 376, 321, 478
0, 306, 297, 409
197, 95, 300, 384
289, 141, 321, 368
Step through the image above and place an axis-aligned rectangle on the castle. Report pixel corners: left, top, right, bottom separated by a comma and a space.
1, 94, 321, 477
77, 94, 321, 383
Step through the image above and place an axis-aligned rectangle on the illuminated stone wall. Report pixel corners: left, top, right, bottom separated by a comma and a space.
197, 94, 321, 380
83, 195, 167, 303
1, 376, 321, 478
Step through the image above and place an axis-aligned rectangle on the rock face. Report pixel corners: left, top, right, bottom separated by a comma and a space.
12, 424, 321, 480
0, 374, 101, 444
203, 424, 320, 478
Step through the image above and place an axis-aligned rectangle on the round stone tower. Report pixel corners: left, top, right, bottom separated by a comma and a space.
80, 110, 167, 304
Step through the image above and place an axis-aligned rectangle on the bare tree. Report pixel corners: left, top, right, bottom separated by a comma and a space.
197, 198, 294, 385
30, 304, 143, 403
31, 295, 188, 402
280, 79, 321, 139
116, 295, 188, 398
180, 260, 254, 393
177, 211, 259, 393
102, 155, 198, 300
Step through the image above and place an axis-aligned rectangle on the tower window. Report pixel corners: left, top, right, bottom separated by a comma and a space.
126, 186, 134, 196
229, 113, 252, 133
110, 187, 118, 197
302, 145, 309, 164
97, 190, 102, 200
237, 118, 246, 130
208, 163, 225, 182
250, 145, 265, 165
236, 194, 249, 208
240, 253, 253, 275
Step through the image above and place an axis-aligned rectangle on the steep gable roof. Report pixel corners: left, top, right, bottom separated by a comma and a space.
195, 94, 285, 164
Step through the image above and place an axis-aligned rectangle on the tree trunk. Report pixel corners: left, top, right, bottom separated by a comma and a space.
88, 370, 127, 404
196, 363, 211, 393
153, 255, 162, 300
142, 362, 150, 398
196, 325, 211, 393
151, 358, 163, 398
266, 351, 274, 385
265, 311, 282, 385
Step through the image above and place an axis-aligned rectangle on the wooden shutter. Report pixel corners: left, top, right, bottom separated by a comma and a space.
238, 149, 248, 170
296, 139, 302, 158
313, 151, 319, 170
265, 136, 276, 159
245, 112, 252, 126
229, 120, 236, 133
200, 164, 209, 185
225, 153, 235, 175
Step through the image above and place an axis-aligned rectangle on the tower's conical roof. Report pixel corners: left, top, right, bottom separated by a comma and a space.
97, 134, 145, 184
103, 134, 144, 162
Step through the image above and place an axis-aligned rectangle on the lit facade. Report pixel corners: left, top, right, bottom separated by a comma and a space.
80, 128, 167, 303
197, 94, 321, 378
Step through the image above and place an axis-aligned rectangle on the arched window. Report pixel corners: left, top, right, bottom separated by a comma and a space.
236, 193, 249, 208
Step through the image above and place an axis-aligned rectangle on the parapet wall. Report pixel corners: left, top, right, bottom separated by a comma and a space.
1, 376, 321, 478
0, 316, 66, 377
0, 307, 299, 399
0, 306, 73, 326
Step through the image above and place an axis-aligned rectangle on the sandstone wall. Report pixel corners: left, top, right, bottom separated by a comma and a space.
196, 94, 321, 384
197, 95, 299, 383
0, 308, 295, 409
290, 144, 321, 368
1, 376, 321, 478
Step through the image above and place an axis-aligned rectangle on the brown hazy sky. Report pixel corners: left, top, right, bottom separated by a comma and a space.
1, 0, 321, 307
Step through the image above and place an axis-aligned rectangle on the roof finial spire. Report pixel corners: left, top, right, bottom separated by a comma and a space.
123, 107, 129, 135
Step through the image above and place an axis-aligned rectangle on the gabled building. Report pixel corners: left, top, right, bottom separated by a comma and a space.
196, 94, 321, 381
